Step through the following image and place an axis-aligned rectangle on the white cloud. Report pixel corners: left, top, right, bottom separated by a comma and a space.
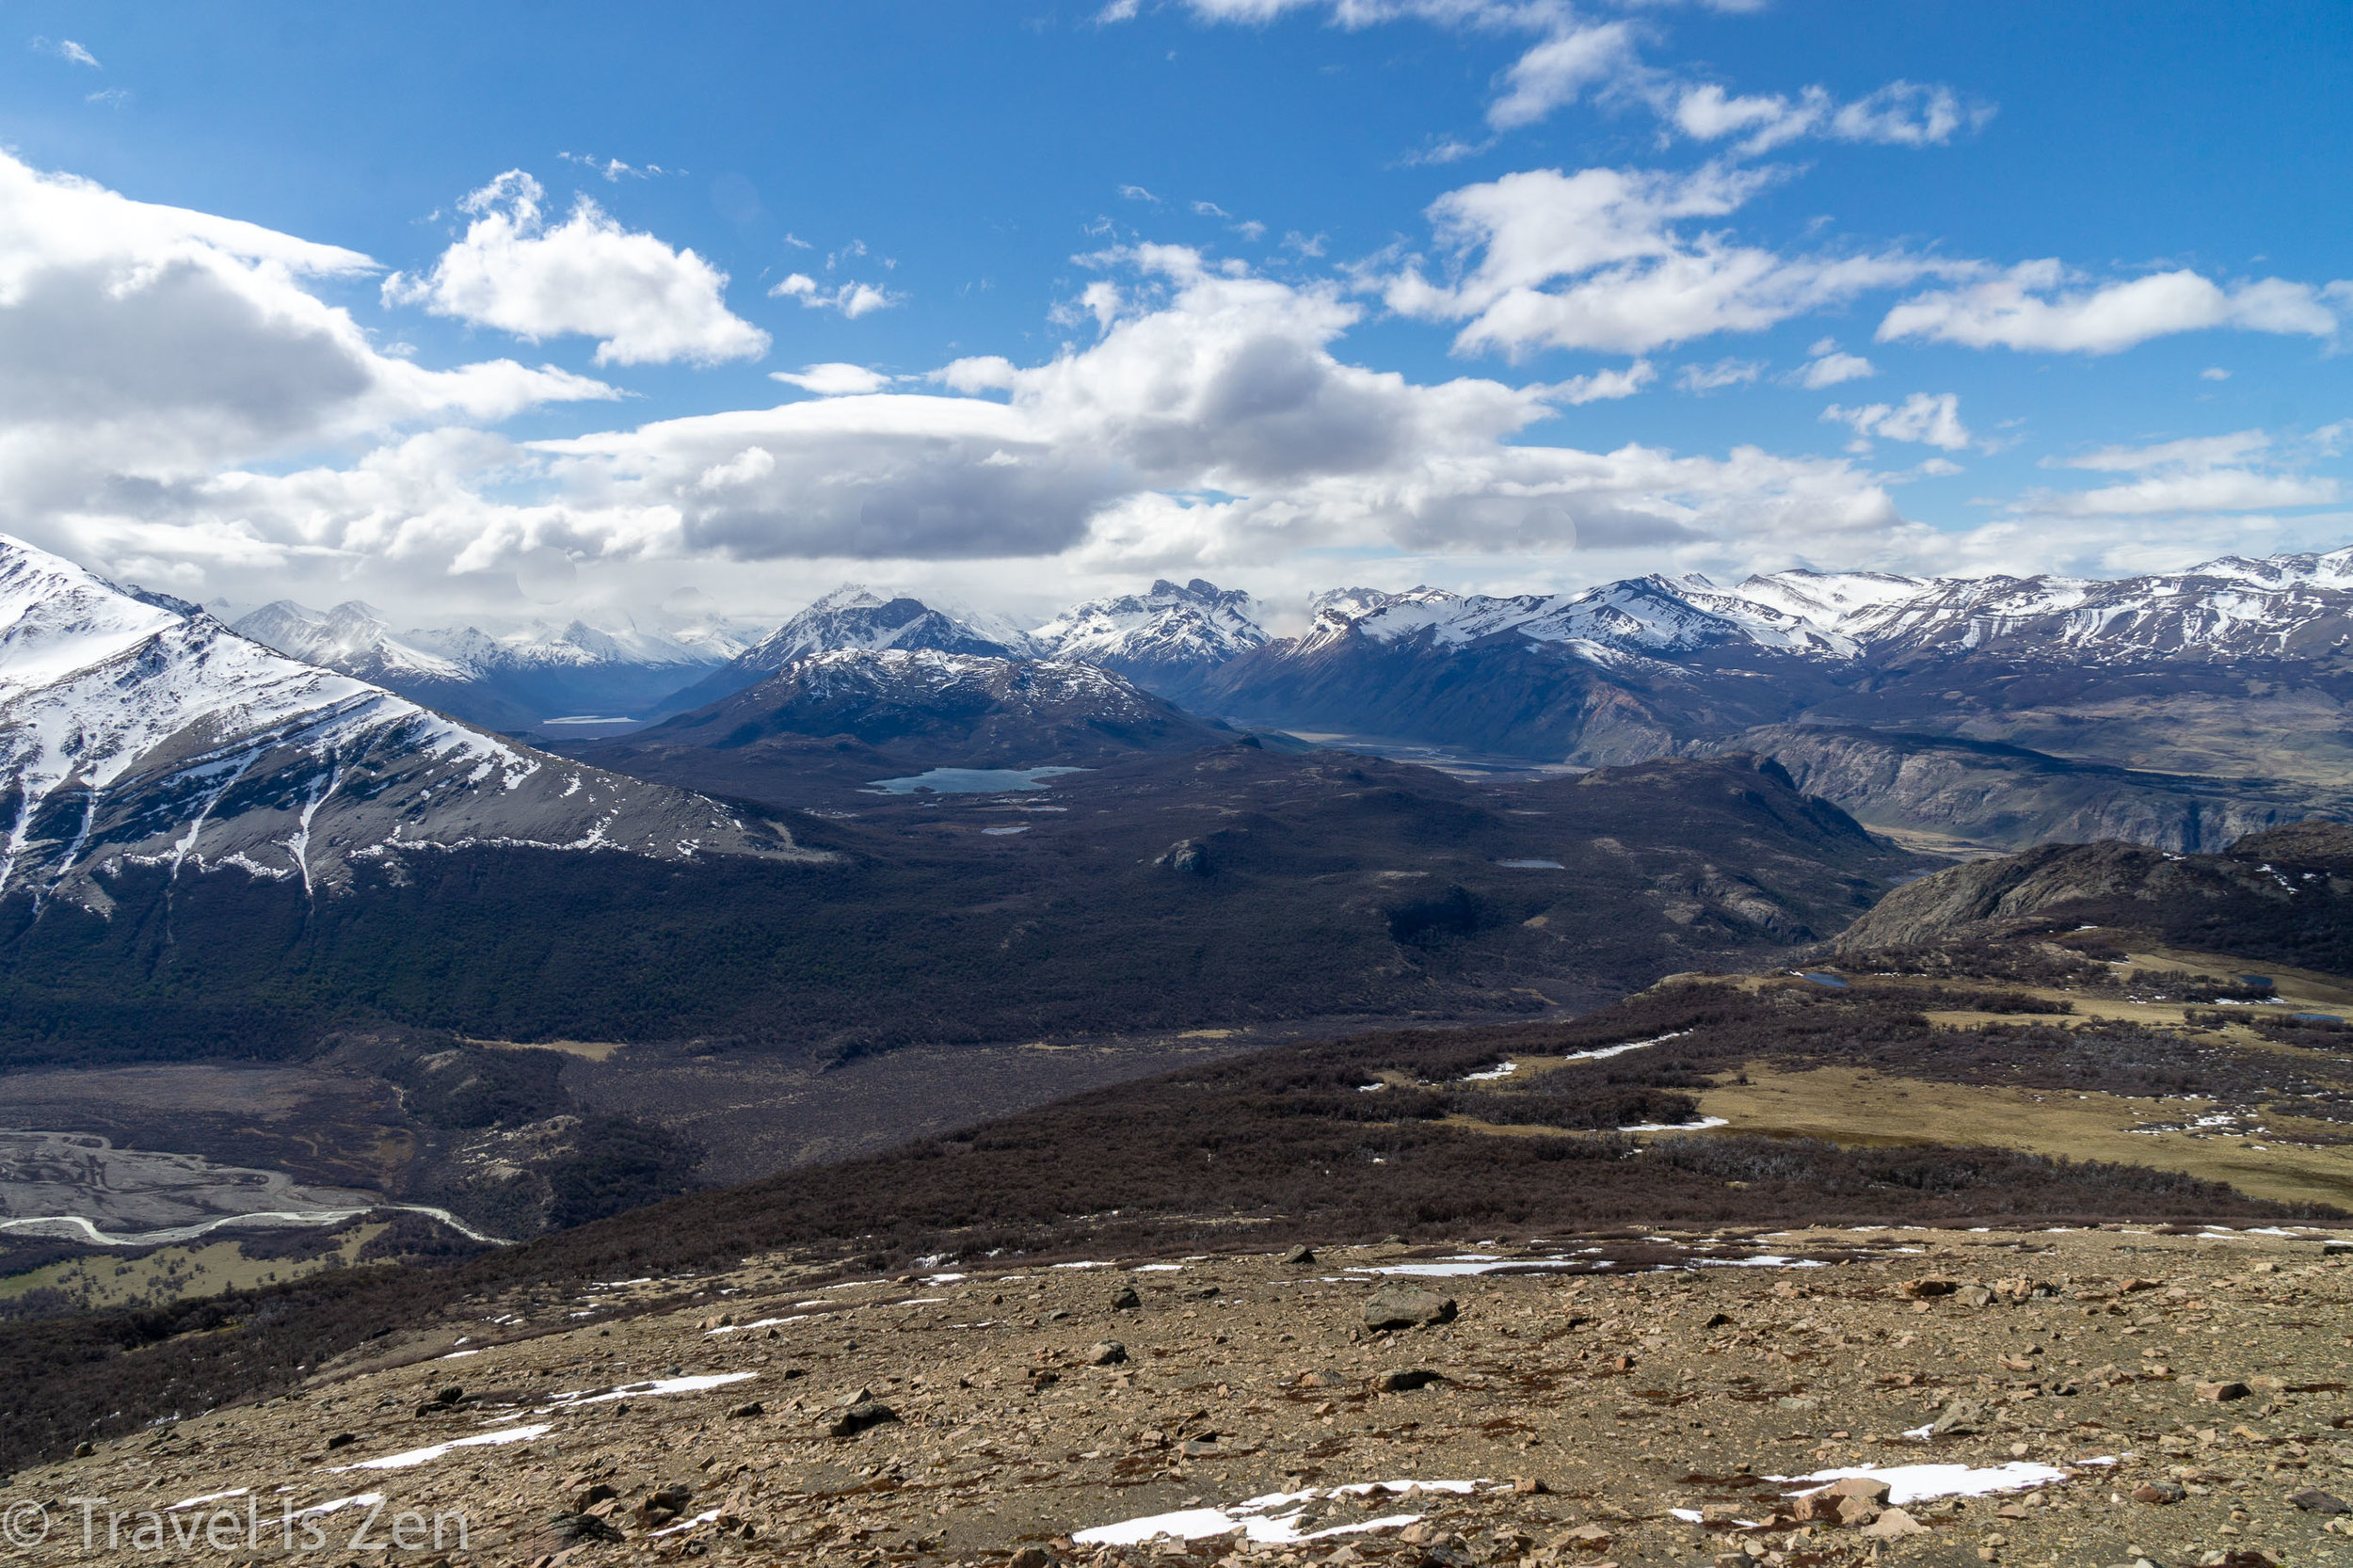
1542, 359, 1655, 404
1107, 1, 1985, 162
2016, 427, 2340, 518
1677, 358, 1759, 393
2057, 430, 2270, 472
771, 362, 895, 396
33, 37, 101, 67
0, 149, 611, 568
1794, 349, 1874, 388
1486, 22, 1640, 130
1878, 259, 2342, 353
1384, 163, 1961, 357
382, 171, 769, 366
2200, 366, 2231, 381
557, 152, 675, 182
770, 273, 902, 318
1664, 80, 1985, 158
155, 244, 1898, 602
1823, 392, 1970, 451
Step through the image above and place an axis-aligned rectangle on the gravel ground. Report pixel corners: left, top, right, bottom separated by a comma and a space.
9, 1225, 2353, 1568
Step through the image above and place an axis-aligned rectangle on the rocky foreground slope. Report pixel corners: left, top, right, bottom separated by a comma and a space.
9, 1228, 2352, 1568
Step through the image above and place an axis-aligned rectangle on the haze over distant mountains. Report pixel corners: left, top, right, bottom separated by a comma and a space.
233, 544, 2353, 853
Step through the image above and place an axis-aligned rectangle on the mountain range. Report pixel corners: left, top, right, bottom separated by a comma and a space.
230, 599, 759, 732
227, 548, 2353, 851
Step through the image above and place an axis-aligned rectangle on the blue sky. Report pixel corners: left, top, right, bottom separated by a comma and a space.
0, 0, 2346, 625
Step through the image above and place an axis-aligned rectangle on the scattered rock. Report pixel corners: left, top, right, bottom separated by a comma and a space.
1364, 1283, 1458, 1331
1513, 1477, 1549, 1495
1828, 1477, 1894, 1505
526, 1512, 625, 1550
1376, 1368, 1444, 1392
826, 1400, 899, 1438
1774, 1395, 1819, 1412
1009, 1550, 1051, 1568
724, 1400, 764, 1418
1703, 1311, 1734, 1329
1901, 1277, 1960, 1299
1088, 1340, 1128, 1366
324, 1432, 357, 1450
2290, 1488, 2351, 1514
1280, 1244, 1318, 1265
1930, 1399, 1988, 1435
1110, 1286, 1142, 1310
573, 1482, 617, 1512
2133, 1483, 2187, 1505
2196, 1381, 2251, 1402
1955, 1285, 1995, 1307
1861, 1507, 1928, 1539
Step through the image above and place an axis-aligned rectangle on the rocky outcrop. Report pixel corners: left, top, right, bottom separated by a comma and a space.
1706, 725, 2349, 853
1834, 821, 2353, 952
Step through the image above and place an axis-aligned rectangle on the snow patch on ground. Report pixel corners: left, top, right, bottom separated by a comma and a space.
1769, 1461, 2090, 1505
1074, 1480, 1500, 1546
327, 1424, 552, 1472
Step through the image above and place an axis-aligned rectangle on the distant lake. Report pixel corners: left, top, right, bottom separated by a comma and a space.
868, 766, 1089, 795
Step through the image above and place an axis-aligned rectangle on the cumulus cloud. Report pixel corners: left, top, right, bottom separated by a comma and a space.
0, 149, 612, 571
1793, 347, 1875, 388
501, 245, 1908, 576
1485, 21, 1640, 130
1878, 259, 2343, 353
770, 273, 902, 318
1665, 80, 1987, 157
382, 171, 770, 366
1823, 392, 1970, 451
1384, 163, 1961, 357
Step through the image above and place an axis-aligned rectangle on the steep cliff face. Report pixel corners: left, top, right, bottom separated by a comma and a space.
1707, 726, 2350, 853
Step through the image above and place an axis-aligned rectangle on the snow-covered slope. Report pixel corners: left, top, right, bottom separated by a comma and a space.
1028, 579, 1268, 681
654, 585, 1024, 717
738, 585, 1023, 668
232, 601, 757, 728
0, 537, 810, 912
232, 600, 472, 684
1294, 548, 2353, 668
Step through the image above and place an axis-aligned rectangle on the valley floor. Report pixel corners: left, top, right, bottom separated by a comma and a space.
11, 1228, 2353, 1568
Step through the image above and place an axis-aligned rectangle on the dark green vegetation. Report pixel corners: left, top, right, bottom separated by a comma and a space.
0, 748, 1909, 1067
0, 944, 2329, 1477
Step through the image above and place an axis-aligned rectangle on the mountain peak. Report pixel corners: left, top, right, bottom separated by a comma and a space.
0, 536, 811, 912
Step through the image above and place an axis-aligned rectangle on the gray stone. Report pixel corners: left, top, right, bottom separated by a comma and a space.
1929, 1399, 1987, 1435
1364, 1283, 1458, 1331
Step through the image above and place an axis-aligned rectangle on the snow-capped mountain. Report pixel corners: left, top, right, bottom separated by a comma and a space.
231, 601, 760, 731
0, 537, 808, 913
1290, 548, 2353, 670
592, 647, 1226, 790
653, 584, 1024, 717
1028, 579, 1268, 686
